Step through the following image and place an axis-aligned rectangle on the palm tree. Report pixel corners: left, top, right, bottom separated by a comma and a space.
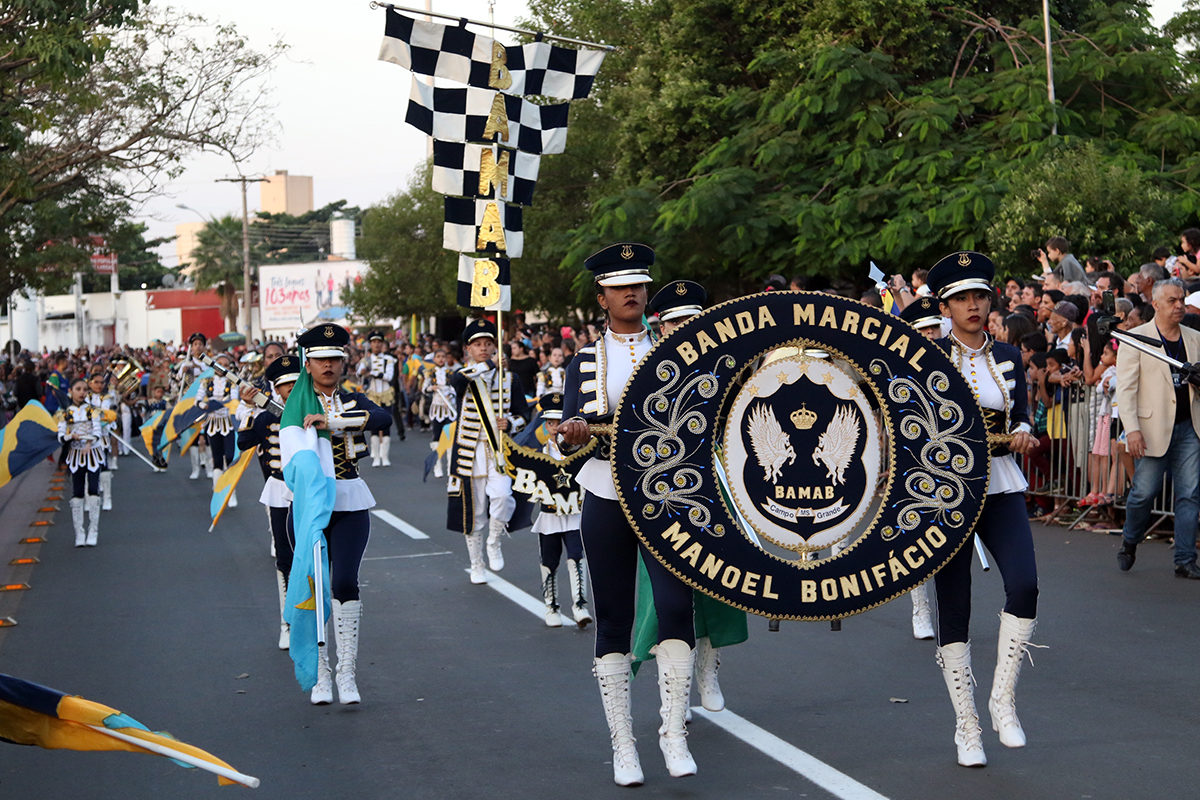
186, 215, 263, 332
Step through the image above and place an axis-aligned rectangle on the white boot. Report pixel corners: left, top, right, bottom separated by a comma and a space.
486, 518, 506, 571
911, 584, 935, 640
276, 571, 290, 651
652, 639, 698, 777
85, 495, 101, 546
540, 565, 562, 627
311, 642, 334, 705
593, 653, 643, 787
203, 449, 213, 479
109, 450, 118, 469
466, 532, 487, 584
189, 448, 201, 480
211, 467, 224, 495
695, 636, 725, 712
567, 558, 593, 629
370, 436, 380, 468
379, 435, 392, 466
937, 641, 987, 767
333, 599, 362, 704
99, 470, 112, 511
229, 487, 238, 508
71, 497, 86, 547
989, 613, 1037, 748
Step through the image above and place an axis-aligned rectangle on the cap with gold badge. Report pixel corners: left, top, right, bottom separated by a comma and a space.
296, 324, 350, 359
649, 280, 707, 322
540, 392, 565, 420
926, 251, 996, 300
584, 242, 655, 287
265, 355, 301, 387
898, 295, 943, 330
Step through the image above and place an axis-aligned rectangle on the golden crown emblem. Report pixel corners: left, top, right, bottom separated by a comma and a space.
620, 244, 634, 260
675, 282, 687, 295
324, 326, 334, 338
790, 404, 818, 430
281, 357, 291, 366
957, 252, 972, 267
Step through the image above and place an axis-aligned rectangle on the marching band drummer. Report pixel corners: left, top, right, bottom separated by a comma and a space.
632, 280, 747, 718
356, 331, 397, 468
293, 324, 393, 705
61, 378, 105, 547
178, 332, 213, 480
926, 252, 1040, 768
238, 355, 301, 651
528, 391, 592, 628
559, 243, 699, 786
195, 352, 241, 508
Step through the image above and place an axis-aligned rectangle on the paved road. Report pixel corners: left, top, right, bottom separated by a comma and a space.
1, 435, 1197, 799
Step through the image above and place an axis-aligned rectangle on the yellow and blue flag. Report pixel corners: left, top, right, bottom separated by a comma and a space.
0, 673, 257, 787
280, 368, 335, 692
422, 422, 456, 481
0, 402, 62, 490
160, 370, 213, 448
208, 449, 255, 532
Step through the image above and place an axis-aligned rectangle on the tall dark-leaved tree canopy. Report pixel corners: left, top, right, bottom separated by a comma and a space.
521, 0, 1200, 305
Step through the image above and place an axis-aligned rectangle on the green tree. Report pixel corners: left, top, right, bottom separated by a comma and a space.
988, 143, 1181, 275
524, 0, 1200, 299
344, 164, 458, 320
0, 5, 283, 301
189, 216, 267, 331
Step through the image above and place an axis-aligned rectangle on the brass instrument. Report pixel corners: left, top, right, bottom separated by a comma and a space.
108, 351, 146, 396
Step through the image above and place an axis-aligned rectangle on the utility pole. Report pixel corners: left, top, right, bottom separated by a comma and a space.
216, 176, 267, 343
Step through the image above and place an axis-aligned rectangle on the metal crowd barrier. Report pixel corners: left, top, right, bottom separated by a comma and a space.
1019, 383, 1176, 535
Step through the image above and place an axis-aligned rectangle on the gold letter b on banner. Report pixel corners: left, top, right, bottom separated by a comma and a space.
471, 259, 502, 307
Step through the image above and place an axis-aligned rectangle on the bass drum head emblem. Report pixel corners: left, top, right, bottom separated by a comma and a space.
723, 355, 881, 553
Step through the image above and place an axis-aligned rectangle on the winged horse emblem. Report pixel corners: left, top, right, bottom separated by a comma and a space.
813, 405, 860, 486
748, 403, 796, 485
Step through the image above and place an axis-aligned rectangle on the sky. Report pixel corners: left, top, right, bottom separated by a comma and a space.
139, 0, 533, 267
136, 0, 1190, 268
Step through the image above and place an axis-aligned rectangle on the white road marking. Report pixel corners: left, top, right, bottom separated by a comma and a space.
363, 551, 453, 562
371, 510, 429, 539
399, 514, 890, 800
693, 708, 891, 800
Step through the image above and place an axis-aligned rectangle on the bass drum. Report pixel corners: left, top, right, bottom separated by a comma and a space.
611, 291, 990, 620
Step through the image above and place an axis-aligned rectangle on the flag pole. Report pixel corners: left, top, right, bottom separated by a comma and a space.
369, 2, 616, 51
494, 305, 507, 470
84, 725, 261, 788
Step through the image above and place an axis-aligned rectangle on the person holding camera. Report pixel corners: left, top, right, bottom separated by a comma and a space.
1115, 278, 1200, 578
1035, 236, 1090, 285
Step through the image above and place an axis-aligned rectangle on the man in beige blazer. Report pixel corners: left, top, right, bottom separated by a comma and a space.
1116, 278, 1200, 578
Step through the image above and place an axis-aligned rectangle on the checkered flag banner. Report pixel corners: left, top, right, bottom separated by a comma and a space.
457, 255, 512, 311
407, 77, 568, 155
444, 197, 524, 259
380, 10, 607, 101
433, 141, 539, 206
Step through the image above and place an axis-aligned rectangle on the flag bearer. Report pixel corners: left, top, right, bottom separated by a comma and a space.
294, 324, 392, 705
196, 352, 241, 508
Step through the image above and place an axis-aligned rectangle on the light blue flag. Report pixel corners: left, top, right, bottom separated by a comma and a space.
279, 367, 336, 692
